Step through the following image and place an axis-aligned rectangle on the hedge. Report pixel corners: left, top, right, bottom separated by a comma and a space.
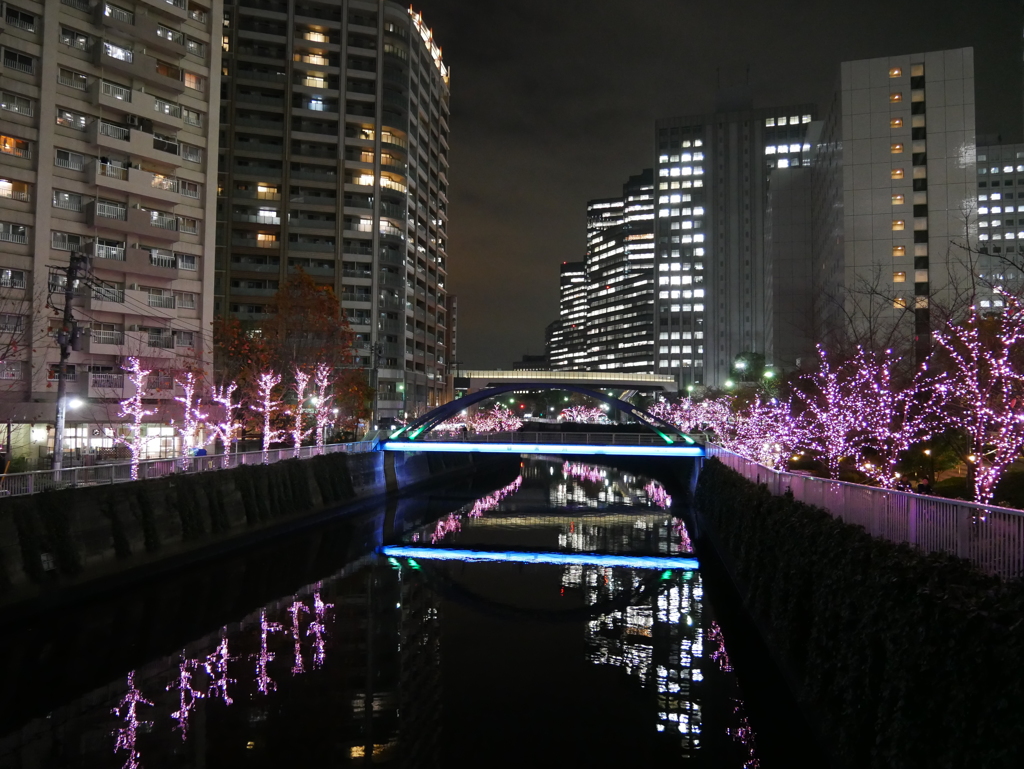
695, 458, 1024, 769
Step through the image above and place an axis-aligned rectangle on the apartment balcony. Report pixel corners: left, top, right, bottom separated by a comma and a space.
137, 0, 188, 24
89, 120, 182, 169
84, 332, 125, 357
88, 288, 126, 312
88, 372, 127, 399
230, 260, 281, 274
93, 81, 184, 131
92, 161, 183, 205
125, 245, 181, 280
125, 288, 177, 320
87, 202, 180, 242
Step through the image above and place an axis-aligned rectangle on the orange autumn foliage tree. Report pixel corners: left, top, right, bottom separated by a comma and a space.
214, 270, 373, 437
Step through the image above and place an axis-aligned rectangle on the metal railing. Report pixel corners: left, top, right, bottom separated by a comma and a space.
90, 372, 124, 388
101, 81, 132, 102
418, 431, 674, 446
99, 162, 128, 180
95, 243, 126, 260
0, 441, 377, 497
705, 445, 1024, 580
99, 121, 130, 140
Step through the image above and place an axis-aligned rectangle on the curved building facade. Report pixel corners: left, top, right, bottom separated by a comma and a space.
219, 0, 451, 419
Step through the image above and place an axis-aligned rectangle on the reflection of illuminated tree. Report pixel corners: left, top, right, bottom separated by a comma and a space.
112, 671, 153, 769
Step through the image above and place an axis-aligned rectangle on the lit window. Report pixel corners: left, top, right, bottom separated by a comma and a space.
777, 116, 787, 125
892, 194, 904, 205
891, 143, 904, 154
892, 220, 906, 231
978, 207, 989, 214
893, 271, 906, 282
789, 115, 798, 124
801, 114, 811, 123
777, 159, 790, 168
894, 297, 907, 309
890, 118, 903, 128
893, 246, 906, 257
889, 67, 902, 78
891, 168, 904, 179
889, 93, 903, 103
1005, 166, 1015, 173
765, 118, 775, 127
915, 296, 929, 309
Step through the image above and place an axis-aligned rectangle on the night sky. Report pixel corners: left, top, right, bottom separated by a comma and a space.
418, 1, 1023, 369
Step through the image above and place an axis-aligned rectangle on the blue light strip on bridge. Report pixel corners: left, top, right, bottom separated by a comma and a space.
380, 441, 705, 457
378, 546, 699, 570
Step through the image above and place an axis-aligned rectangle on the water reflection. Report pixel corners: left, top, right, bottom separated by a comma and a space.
0, 457, 763, 768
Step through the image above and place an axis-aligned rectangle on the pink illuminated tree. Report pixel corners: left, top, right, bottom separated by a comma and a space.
468, 403, 523, 432
253, 371, 284, 462
558, 405, 609, 424
289, 368, 313, 458
723, 396, 802, 470
795, 347, 871, 478
116, 358, 154, 481
851, 347, 940, 488
312, 362, 336, 452
173, 369, 207, 465
650, 397, 733, 436
931, 300, 1024, 502
209, 381, 241, 464
166, 657, 204, 740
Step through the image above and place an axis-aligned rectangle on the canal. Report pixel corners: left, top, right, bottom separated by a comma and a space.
0, 456, 822, 767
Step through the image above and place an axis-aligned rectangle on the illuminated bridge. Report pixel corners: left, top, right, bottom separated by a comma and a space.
381, 383, 705, 457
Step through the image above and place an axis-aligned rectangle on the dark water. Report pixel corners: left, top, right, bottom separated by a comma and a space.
0, 457, 817, 768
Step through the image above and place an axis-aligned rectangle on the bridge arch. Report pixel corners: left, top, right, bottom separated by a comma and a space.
391, 384, 693, 445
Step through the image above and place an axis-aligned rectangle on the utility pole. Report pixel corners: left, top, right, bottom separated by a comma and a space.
52, 252, 87, 471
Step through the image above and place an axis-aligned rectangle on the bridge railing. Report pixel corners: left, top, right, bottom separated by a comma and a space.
418, 431, 677, 446
0, 441, 377, 498
706, 445, 1024, 579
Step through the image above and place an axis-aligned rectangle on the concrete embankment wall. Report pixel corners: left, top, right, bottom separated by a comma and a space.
0, 449, 475, 611
693, 457, 1024, 769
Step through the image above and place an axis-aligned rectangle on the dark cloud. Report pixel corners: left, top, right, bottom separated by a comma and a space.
417, 0, 1023, 368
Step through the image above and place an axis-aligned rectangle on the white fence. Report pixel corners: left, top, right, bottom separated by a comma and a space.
419, 431, 672, 446
706, 445, 1024, 580
0, 441, 377, 498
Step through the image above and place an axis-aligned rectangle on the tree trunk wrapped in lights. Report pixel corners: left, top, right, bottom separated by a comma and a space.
312, 362, 335, 452
290, 368, 312, 458
209, 381, 240, 467
116, 357, 154, 481
173, 369, 207, 468
252, 371, 284, 463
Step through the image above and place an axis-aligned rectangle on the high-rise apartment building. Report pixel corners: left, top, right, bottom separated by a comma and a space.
218, 0, 451, 420
547, 260, 587, 370
812, 49, 977, 358
0, 0, 221, 460
654, 105, 815, 387
975, 142, 1024, 305
583, 169, 655, 372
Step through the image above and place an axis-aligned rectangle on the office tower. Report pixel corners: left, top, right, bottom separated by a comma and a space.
584, 169, 655, 372
547, 260, 587, 370
218, 0, 451, 420
654, 105, 816, 388
812, 49, 977, 359
764, 161, 816, 369
0, 0, 222, 459
974, 142, 1024, 305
